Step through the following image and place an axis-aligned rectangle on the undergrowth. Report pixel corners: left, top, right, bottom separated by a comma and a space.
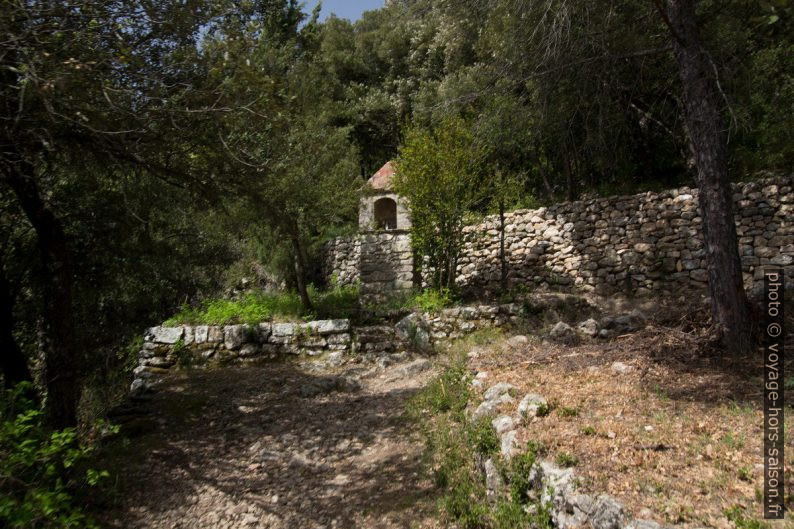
407, 347, 553, 529
164, 283, 359, 325
0, 383, 111, 528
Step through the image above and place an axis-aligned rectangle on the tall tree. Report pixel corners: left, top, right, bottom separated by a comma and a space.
654, 0, 751, 354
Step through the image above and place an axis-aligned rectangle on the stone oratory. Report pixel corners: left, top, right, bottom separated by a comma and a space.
358, 161, 416, 303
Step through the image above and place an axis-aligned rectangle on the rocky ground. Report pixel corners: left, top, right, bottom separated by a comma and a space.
96, 357, 442, 529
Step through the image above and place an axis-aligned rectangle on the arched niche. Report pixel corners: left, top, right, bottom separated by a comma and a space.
374, 197, 397, 230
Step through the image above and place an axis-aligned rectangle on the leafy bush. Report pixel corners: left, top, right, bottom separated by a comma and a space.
0, 383, 109, 528
555, 452, 579, 467
414, 288, 453, 313
467, 418, 500, 455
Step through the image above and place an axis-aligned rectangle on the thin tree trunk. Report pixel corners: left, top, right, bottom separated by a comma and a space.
287, 223, 313, 311
3, 161, 79, 426
0, 253, 32, 386
661, 0, 751, 355
499, 199, 508, 293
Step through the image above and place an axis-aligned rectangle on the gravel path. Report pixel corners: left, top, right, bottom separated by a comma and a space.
98, 359, 441, 529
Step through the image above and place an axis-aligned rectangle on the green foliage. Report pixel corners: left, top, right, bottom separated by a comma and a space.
394, 116, 488, 292
555, 452, 579, 468
467, 418, 500, 456
0, 383, 108, 528
414, 288, 454, 313
164, 284, 360, 325
172, 338, 192, 368
557, 406, 579, 418
407, 356, 471, 419
580, 426, 597, 436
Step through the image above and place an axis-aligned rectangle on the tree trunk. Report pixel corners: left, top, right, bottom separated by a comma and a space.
0, 254, 32, 386
662, 0, 751, 355
3, 161, 79, 426
287, 224, 313, 311
499, 200, 508, 293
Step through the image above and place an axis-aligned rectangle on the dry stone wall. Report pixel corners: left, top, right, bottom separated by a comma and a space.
323, 236, 360, 287
131, 320, 352, 393
457, 176, 793, 295
324, 176, 793, 297
358, 231, 414, 302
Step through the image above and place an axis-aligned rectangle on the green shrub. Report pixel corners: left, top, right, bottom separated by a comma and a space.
466, 418, 499, 455
0, 383, 109, 528
555, 452, 579, 467
414, 288, 453, 313
312, 283, 359, 319
506, 444, 539, 504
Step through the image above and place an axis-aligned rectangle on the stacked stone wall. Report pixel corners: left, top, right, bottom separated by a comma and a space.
323, 236, 360, 287
359, 231, 414, 302
457, 176, 792, 295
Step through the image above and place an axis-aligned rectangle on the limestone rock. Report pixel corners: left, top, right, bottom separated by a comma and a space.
146, 326, 183, 344
224, 325, 253, 351
304, 319, 350, 334
611, 361, 634, 374
549, 322, 579, 344
483, 382, 517, 401
471, 399, 501, 421
589, 495, 625, 529
484, 458, 504, 501
577, 318, 599, 337
500, 429, 519, 459
518, 393, 548, 418
601, 311, 646, 336
491, 415, 515, 434
395, 313, 432, 350
506, 335, 529, 349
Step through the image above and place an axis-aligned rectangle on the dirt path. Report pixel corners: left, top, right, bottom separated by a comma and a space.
97, 359, 441, 529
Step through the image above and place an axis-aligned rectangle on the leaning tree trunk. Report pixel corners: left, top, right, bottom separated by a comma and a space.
0, 253, 32, 386
662, 0, 751, 355
4, 161, 79, 426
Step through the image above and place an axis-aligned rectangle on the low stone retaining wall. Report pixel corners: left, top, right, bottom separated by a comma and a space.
130, 301, 539, 394
131, 320, 352, 393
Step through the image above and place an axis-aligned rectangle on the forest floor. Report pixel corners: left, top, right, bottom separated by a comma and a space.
94, 358, 443, 529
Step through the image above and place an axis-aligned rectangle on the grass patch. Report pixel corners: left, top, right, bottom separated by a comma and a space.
557, 406, 579, 418
165, 284, 359, 325
580, 426, 597, 436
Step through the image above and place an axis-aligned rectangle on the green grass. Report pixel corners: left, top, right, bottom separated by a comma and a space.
557, 406, 579, 418
724, 505, 770, 529
164, 284, 359, 325
365, 287, 455, 314
580, 426, 597, 436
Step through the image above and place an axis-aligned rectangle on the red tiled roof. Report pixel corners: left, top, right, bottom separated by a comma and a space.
367, 161, 396, 191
